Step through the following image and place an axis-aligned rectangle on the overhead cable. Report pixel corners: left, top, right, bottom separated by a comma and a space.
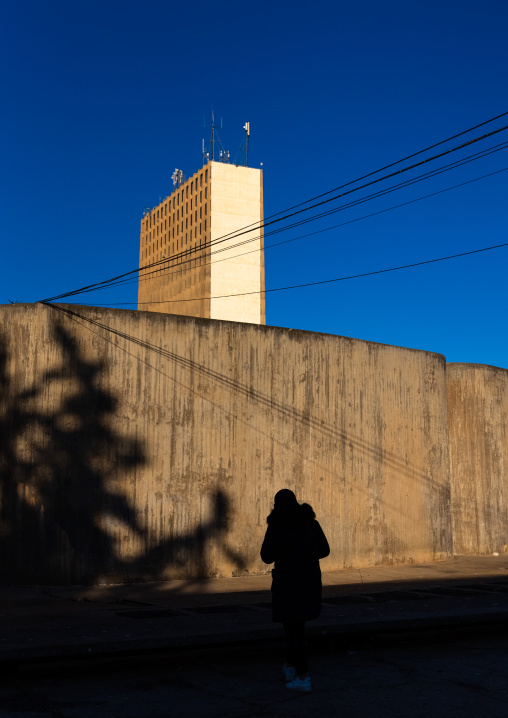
37, 119, 508, 304
62, 241, 508, 308
77, 164, 508, 296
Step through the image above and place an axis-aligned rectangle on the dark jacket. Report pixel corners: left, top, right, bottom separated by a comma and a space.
260, 503, 330, 623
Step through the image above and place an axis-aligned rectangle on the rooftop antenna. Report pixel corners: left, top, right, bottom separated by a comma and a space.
211, 110, 216, 161
203, 110, 229, 164
243, 121, 250, 167
171, 168, 184, 188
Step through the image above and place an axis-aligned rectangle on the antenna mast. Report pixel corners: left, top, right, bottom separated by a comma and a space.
243, 121, 250, 167
202, 111, 230, 165
211, 111, 216, 161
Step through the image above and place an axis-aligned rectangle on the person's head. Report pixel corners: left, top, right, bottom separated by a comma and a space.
267, 488, 301, 525
273, 488, 299, 512
267, 489, 316, 525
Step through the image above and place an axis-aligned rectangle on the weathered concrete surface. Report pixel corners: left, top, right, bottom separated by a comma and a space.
447, 363, 508, 555
0, 303, 452, 584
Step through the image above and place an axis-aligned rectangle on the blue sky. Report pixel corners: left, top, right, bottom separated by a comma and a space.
2, 0, 507, 368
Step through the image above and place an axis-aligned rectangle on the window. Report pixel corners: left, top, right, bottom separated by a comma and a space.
200, 173, 203, 187
205, 187, 208, 199
205, 169, 208, 182
200, 191, 202, 203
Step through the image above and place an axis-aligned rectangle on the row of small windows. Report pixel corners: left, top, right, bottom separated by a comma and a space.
140, 220, 208, 261
144, 203, 207, 243
144, 170, 208, 231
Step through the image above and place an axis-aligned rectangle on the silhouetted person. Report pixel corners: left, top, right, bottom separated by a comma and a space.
261, 489, 330, 693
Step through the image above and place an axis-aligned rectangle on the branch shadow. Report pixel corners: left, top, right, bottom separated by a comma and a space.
50, 305, 450, 508
41, 303, 453, 570
0, 315, 248, 586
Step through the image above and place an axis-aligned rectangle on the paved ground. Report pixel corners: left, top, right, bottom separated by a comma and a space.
1, 629, 508, 717
2, 555, 508, 669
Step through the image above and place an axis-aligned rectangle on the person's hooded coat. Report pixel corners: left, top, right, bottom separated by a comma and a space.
260, 491, 330, 623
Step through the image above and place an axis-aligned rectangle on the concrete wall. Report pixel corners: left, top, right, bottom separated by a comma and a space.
1, 303, 453, 584
447, 363, 508, 555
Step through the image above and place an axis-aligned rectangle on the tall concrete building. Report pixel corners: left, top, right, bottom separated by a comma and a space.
138, 161, 265, 324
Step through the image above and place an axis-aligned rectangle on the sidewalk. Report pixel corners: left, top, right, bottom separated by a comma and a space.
2, 556, 508, 668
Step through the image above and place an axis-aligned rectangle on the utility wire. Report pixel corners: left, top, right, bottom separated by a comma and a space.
78, 165, 508, 297
37, 120, 508, 304
246, 141, 508, 240
73, 242, 506, 307
42, 142, 508, 299
222, 110, 508, 227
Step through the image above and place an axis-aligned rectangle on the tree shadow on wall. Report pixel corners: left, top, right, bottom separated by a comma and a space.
131, 489, 247, 585
0, 324, 146, 583
0, 320, 247, 585
46, 304, 453, 566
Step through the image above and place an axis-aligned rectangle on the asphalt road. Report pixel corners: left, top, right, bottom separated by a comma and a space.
1, 628, 507, 718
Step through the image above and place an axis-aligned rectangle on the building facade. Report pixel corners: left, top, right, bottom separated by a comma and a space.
138, 161, 265, 324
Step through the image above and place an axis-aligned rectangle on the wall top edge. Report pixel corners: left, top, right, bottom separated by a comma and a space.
447, 361, 508, 374
1, 303, 447, 363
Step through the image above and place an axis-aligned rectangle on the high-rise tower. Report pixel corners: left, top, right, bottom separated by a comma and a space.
138, 161, 265, 325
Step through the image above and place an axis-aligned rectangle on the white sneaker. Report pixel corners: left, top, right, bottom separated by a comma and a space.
286, 675, 312, 693
283, 664, 296, 681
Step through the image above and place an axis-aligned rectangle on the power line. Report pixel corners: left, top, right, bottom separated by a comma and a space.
45, 142, 508, 299
37, 119, 508, 304
227, 110, 508, 226
250, 141, 508, 240
63, 241, 508, 308
77, 165, 508, 297
168, 122, 508, 250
